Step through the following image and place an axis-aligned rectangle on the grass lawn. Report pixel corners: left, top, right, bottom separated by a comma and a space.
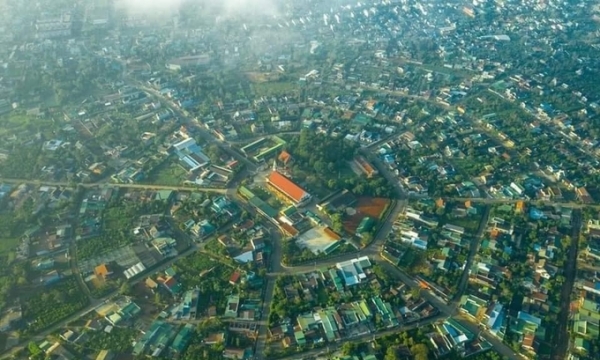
316, 286, 329, 304
0, 238, 20, 256
146, 161, 188, 186
445, 216, 481, 233
252, 81, 300, 96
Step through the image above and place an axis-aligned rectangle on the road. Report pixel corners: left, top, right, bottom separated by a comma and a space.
276, 314, 446, 360
254, 225, 283, 359
454, 206, 491, 302
0, 83, 575, 360
135, 83, 259, 173
552, 209, 581, 360
0, 242, 204, 359
0, 177, 227, 193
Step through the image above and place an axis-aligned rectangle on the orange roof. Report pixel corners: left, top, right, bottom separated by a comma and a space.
267, 171, 308, 203
435, 198, 445, 208
94, 264, 111, 277
278, 151, 292, 164
279, 222, 299, 237
323, 227, 341, 241
355, 156, 375, 175
516, 201, 525, 212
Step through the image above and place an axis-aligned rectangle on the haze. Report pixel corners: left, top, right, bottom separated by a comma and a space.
115, 0, 281, 18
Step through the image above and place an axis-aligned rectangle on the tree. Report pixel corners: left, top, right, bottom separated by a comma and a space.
360, 232, 374, 247
341, 341, 358, 355
410, 343, 429, 360
385, 347, 399, 360
28, 342, 42, 358
119, 281, 132, 296
331, 212, 344, 234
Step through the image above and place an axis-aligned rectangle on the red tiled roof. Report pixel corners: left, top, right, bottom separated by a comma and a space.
163, 276, 177, 288
229, 271, 241, 284
278, 150, 292, 164
267, 171, 308, 203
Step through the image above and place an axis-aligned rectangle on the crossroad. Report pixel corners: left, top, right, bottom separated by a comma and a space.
0, 83, 585, 360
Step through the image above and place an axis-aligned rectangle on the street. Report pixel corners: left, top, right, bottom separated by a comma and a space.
0, 84, 565, 360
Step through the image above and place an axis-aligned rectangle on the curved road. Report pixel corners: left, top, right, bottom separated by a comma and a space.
0, 81, 575, 360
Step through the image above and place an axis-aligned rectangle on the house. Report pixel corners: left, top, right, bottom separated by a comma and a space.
229, 271, 242, 285
211, 196, 231, 214
41, 270, 61, 286
154, 190, 173, 202
251, 237, 265, 251
223, 348, 247, 360
190, 220, 216, 238
145, 278, 158, 290
577, 187, 593, 204
94, 264, 113, 280
102, 299, 142, 326
266, 171, 311, 207
224, 295, 240, 318
151, 237, 177, 256
160, 276, 182, 295
335, 257, 371, 286
278, 150, 293, 166
171, 323, 194, 354
574, 337, 590, 353
204, 332, 225, 345
95, 350, 115, 360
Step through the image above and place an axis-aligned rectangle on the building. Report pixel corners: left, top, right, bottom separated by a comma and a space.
224, 295, 240, 318
335, 257, 372, 287
171, 138, 210, 172
36, 13, 72, 39
95, 350, 114, 360
577, 187, 594, 204
94, 264, 113, 280
171, 324, 194, 354
166, 54, 210, 71
266, 171, 311, 207
353, 156, 378, 178
151, 237, 177, 256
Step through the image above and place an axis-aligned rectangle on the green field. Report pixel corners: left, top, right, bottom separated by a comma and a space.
145, 161, 189, 186
0, 238, 20, 256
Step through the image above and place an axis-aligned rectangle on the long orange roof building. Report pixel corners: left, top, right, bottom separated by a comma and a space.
267, 171, 311, 205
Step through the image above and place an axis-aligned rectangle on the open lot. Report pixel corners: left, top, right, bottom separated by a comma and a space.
343, 197, 390, 233
296, 227, 339, 255
144, 160, 189, 186
0, 238, 20, 256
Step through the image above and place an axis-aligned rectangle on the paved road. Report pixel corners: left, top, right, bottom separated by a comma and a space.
0, 177, 227, 193
552, 209, 582, 360
135, 84, 259, 173
276, 314, 446, 360
454, 206, 491, 302
254, 225, 283, 359
0, 243, 203, 359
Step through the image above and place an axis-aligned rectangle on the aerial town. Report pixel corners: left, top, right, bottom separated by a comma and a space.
0, 0, 599, 359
